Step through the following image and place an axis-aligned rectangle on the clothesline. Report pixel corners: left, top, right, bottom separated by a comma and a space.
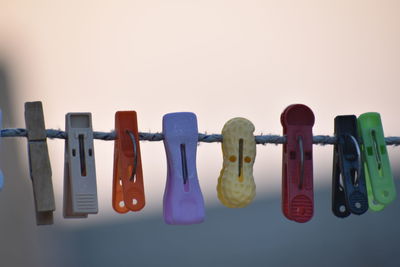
2, 128, 400, 145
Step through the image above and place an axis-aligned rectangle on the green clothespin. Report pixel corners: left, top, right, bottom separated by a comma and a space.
358, 112, 396, 211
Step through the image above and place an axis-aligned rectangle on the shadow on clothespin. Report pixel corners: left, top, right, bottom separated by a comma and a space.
63, 113, 98, 218
358, 112, 396, 211
281, 104, 315, 223
163, 112, 205, 225
332, 115, 368, 218
24, 102, 55, 225
112, 111, 145, 213
0, 109, 4, 191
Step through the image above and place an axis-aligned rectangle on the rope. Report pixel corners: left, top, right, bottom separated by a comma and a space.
2, 128, 400, 146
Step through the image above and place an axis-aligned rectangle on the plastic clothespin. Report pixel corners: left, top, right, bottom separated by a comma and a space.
112, 111, 145, 213
281, 104, 315, 223
63, 113, 98, 218
332, 115, 368, 218
358, 112, 396, 211
217, 118, 256, 208
0, 109, 4, 190
162, 112, 205, 225
24, 102, 56, 225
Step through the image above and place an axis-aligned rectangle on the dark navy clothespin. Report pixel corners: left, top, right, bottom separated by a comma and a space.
332, 115, 368, 218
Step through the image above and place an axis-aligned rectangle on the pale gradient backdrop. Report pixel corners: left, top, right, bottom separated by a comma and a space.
0, 1, 400, 266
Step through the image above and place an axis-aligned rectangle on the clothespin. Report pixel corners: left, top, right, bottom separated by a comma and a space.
162, 112, 205, 225
24, 102, 55, 225
281, 104, 314, 223
358, 112, 396, 211
0, 109, 4, 190
332, 115, 368, 218
63, 113, 98, 218
217, 118, 256, 208
112, 111, 145, 213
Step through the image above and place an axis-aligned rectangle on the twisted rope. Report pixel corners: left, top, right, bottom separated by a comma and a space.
2, 128, 400, 146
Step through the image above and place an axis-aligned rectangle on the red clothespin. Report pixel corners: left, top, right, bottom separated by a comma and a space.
112, 111, 145, 213
281, 104, 315, 223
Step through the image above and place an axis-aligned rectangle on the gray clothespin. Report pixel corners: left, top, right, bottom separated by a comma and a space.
24, 101, 55, 225
63, 113, 98, 218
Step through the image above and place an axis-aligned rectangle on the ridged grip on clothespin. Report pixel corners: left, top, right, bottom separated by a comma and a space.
25, 102, 55, 225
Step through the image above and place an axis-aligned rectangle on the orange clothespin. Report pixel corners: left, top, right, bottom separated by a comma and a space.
112, 111, 145, 213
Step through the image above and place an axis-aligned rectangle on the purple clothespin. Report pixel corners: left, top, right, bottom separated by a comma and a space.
162, 112, 205, 225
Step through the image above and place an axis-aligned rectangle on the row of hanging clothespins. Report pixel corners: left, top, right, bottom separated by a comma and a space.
0, 101, 398, 225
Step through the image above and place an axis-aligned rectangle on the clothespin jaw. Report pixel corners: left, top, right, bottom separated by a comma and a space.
0, 109, 4, 191
358, 112, 396, 211
63, 113, 98, 218
162, 112, 205, 225
332, 115, 368, 218
24, 102, 55, 225
281, 104, 314, 223
217, 117, 256, 208
112, 111, 145, 213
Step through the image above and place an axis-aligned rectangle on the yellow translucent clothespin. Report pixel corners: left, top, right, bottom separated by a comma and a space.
217, 118, 256, 208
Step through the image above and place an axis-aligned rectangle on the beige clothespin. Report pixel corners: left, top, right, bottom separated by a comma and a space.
63, 113, 98, 218
217, 118, 256, 208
